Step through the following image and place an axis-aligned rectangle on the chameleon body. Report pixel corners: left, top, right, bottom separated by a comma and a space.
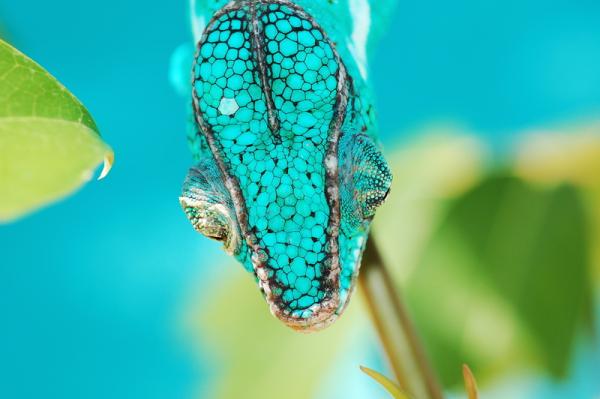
181, 0, 393, 331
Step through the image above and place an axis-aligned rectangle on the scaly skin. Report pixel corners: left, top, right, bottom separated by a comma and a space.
181, 0, 393, 331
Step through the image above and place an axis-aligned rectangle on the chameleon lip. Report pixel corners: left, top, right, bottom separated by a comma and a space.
192, 0, 351, 330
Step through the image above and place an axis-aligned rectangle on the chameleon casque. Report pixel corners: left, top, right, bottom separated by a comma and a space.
180, 0, 393, 331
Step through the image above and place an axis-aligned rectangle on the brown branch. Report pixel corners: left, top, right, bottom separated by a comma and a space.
359, 234, 444, 399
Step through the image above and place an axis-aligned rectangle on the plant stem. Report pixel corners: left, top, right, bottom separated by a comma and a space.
359, 234, 444, 399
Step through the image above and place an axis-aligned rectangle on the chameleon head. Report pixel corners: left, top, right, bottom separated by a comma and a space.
181, 0, 392, 331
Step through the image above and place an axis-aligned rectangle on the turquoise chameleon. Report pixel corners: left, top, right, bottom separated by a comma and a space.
178, 0, 395, 331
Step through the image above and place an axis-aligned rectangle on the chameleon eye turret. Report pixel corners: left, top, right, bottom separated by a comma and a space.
181, 0, 392, 331
180, 160, 242, 255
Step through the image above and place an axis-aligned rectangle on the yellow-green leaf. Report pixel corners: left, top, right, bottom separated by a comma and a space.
0, 39, 112, 222
360, 366, 410, 399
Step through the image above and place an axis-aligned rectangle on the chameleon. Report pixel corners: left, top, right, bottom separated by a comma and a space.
179, 0, 395, 331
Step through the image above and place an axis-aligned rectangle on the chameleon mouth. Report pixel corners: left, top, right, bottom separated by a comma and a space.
252, 254, 342, 332
192, 0, 350, 331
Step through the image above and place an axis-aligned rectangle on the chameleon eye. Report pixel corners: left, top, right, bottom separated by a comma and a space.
182, 200, 230, 242
180, 160, 242, 255
340, 134, 392, 232
353, 136, 393, 219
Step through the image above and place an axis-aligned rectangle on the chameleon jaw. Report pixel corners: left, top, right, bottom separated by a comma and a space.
256, 260, 342, 332
249, 245, 344, 332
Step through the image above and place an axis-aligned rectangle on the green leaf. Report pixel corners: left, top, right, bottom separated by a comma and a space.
404, 175, 593, 386
513, 124, 600, 284
360, 366, 410, 399
0, 39, 112, 222
373, 130, 597, 388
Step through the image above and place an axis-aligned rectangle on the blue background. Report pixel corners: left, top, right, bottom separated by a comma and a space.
1, 0, 599, 398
